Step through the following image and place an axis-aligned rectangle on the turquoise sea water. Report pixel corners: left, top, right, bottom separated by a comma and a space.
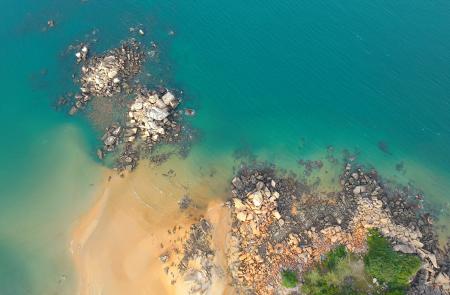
1, 0, 450, 293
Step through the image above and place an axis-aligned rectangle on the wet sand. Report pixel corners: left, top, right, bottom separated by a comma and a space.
70, 157, 233, 295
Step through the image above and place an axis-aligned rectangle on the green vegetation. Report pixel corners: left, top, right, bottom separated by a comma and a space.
301, 230, 422, 294
302, 269, 341, 295
302, 245, 365, 294
323, 245, 347, 270
364, 229, 421, 293
281, 270, 299, 288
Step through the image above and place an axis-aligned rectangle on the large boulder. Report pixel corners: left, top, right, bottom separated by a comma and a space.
162, 91, 176, 105
250, 191, 264, 207
353, 185, 367, 195
147, 107, 169, 121
393, 244, 416, 254
435, 273, 450, 287
232, 177, 244, 189
104, 135, 117, 146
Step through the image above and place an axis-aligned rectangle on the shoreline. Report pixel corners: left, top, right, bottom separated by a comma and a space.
71, 159, 450, 294
70, 170, 110, 295
70, 158, 233, 295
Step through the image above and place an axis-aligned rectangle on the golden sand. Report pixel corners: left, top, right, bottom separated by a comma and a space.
70, 157, 234, 295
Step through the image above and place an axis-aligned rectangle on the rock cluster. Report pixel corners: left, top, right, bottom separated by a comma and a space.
64, 35, 195, 170
69, 39, 145, 115
158, 219, 216, 294
94, 87, 183, 171
97, 125, 138, 170
227, 164, 449, 295
179, 219, 215, 295
178, 195, 192, 210
100, 124, 122, 153
80, 39, 144, 97
75, 45, 89, 63
341, 165, 449, 293
126, 88, 180, 143
116, 143, 139, 171
228, 168, 306, 294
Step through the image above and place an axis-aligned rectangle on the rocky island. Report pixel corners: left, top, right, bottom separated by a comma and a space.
64, 36, 192, 171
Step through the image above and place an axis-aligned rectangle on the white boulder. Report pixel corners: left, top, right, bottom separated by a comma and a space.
147, 107, 169, 121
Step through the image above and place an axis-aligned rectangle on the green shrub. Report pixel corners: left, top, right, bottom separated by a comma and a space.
302, 233, 420, 295
364, 229, 421, 291
302, 246, 366, 295
281, 270, 298, 288
323, 245, 348, 270
302, 269, 340, 294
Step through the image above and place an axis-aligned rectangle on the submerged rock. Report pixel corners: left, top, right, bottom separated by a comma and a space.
185, 108, 196, 116
96, 149, 104, 160
68, 106, 78, 115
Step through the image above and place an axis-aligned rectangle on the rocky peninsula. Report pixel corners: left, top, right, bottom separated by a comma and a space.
223, 163, 449, 294
148, 162, 449, 295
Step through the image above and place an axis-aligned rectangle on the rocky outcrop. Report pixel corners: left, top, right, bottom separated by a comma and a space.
80, 39, 144, 97
63, 33, 194, 170
227, 167, 308, 294
100, 124, 122, 152
227, 164, 449, 295
159, 219, 216, 295
126, 88, 180, 143
69, 39, 145, 115
92, 87, 183, 171
179, 219, 215, 295
341, 166, 449, 294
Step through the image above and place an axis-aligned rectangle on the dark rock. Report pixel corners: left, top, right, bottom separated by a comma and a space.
178, 195, 192, 210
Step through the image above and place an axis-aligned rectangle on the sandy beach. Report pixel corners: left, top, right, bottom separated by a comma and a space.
70, 157, 233, 295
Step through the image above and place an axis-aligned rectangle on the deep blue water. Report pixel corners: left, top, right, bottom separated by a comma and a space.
1, 0, 449, 293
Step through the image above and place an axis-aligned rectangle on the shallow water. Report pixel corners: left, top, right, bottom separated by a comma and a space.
1, 0, 450, 293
